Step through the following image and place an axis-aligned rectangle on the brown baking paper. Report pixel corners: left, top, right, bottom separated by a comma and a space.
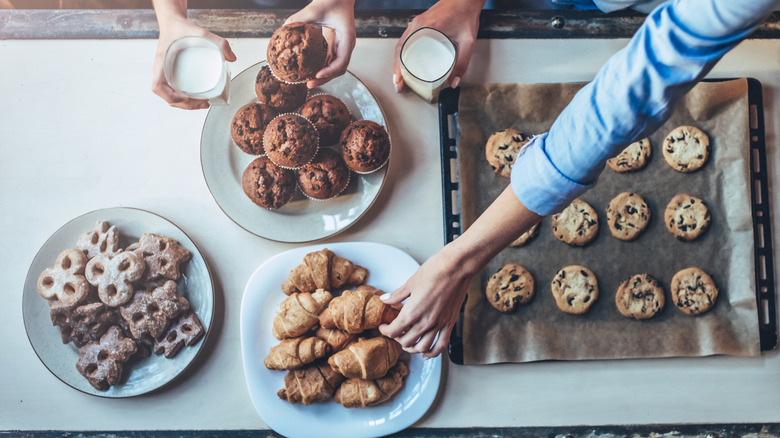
457, 78, 760, 364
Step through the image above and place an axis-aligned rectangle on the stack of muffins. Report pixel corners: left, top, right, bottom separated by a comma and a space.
232, 22, 391, 210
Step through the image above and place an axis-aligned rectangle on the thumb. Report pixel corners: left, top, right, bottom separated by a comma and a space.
380, 287, 410, 305
205, 34, 236, 62
285, 7, 319, 26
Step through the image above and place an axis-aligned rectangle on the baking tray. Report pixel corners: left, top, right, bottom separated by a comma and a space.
439, 79, 778, 365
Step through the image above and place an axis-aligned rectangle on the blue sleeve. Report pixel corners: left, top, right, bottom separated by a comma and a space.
510, 0, 780, 216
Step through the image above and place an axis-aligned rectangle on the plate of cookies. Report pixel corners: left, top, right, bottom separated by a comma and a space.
240, 242, 442, 438
22, 207, 214, 397
201, 57, 390, 243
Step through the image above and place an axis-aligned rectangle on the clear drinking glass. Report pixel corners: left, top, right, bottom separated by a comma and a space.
163, 36, 230, 105
399, 27, 457, 103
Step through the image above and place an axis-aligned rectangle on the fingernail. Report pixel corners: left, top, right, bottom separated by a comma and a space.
393, 74, 401, 93
450, 76, 461, 89
380, 293, 391, 302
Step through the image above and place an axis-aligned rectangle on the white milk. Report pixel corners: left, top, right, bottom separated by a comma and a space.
400, 32, 456, 102
170, 45, 224, 94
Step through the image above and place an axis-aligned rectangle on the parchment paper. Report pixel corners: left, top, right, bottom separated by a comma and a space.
457, 78, 760, 364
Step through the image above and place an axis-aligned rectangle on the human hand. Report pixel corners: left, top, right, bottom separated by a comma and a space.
151, 16, 236, 110
285, 0, 357, 89
392, 0, 485, 93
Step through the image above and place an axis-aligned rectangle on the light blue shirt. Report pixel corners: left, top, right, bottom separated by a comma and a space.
510, 0, 780, 216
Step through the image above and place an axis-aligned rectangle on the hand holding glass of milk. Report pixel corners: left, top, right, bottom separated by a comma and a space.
399, 27, 457, 103
163, 36, 231, 106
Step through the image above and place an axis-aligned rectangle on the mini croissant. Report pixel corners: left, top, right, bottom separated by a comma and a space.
319, 285, 400, 334
264, 336, 332, 371
333, 361, 409, 408
282, 249, 368, 295
328, 336, 402, 380
272, 289, 333, 340
277, 361, 345, 405
314, 327, 357, 353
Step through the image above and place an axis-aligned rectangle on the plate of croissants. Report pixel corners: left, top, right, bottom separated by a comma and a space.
240, 242, 442, 438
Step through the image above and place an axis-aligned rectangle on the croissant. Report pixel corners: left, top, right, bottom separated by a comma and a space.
272, 289, 333, 340
277, 361, 345, 405
328, 336, 402, 380
314, 327, 357, 353
333, 361, 410, 408
319, 285, 401, 333
264, 336, 332, 371
281, 249, 368, 295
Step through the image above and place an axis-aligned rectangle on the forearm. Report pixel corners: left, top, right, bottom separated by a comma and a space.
511, 0, 780, 216
152, 0, 188, 24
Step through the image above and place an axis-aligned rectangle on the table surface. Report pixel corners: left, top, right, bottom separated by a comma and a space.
1, 36, 779, 432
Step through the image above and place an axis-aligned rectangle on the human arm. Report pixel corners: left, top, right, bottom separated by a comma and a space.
151, 0, 236, 110
285, 0, 357, 89
392, 0, 486, 93
379, 187, 541, 358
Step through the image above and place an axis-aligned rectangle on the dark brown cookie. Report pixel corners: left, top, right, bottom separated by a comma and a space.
50, 300, 116, 348
119, 280, 190, 340
255, 65, 308, 113
266, 22, 328, 83
129, 233, 192, 281
339, 120, 391, 174
76, 325, 138, 391
242, 155, 297, 209
296, 148, 351, 200
230, 102, 277, 155
263, 114, 320, 169
300, 94, 351, 145
153, 311, 205, 358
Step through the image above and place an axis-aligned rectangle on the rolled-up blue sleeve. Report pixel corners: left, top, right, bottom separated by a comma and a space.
511, 0, 780, 216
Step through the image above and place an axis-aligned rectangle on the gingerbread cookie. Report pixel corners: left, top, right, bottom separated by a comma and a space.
77, 221, 122, 259
508, 223, 539, 247
485, 263, 535, 313
50, 301, 116, 347
615, 274, 665, 320
551, 198, 599, 246
153, 311, 205, 358
119, 280, 190, 340
670, 267, 718, 316
664, 194, 711, 241
550, 265, 599, 315
37, 248, 90, 306
606, 138, 651, 172
76, 325, 138, 391
485, 128, 530, 178
85, 251, 146, 307
129, 233, 192, 281
662, 125, 710, 173
606, 192, 651, 241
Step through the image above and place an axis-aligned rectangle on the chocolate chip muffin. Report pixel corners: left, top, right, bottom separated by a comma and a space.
263, 114, 319, 169
231, 103, 277, 155
339, 120, 391, 174
300, 94, 351, 145
242, 156, 296, 209
296, 147, 351, 200
255, 65, 308, 113
267, 22, 328, 83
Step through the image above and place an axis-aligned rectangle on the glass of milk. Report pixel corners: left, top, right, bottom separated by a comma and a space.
399, 27, 457, 103
164, 36, 230, 105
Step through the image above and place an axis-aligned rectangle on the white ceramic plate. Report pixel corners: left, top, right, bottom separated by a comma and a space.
22, 207, 215, 398
201, 61, 389, 243
240, 242, 442, 438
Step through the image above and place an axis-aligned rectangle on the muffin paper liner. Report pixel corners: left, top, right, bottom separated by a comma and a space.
267, 62, 317, 86
263, 113, 320, 170
297, 168, 352, 201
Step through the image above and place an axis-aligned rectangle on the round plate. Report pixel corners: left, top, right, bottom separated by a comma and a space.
22, 207, 215, 398
201, 61, 390, 243
240, 242, 442, 438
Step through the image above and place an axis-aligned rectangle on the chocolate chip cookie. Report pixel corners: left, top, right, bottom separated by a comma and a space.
662, 125, 710, 173
485, 263, 535, 313
664, 193, 711, 241
550, 265, 599, 315
607, 138, 651, 172
551, 198, 599, 246
670, 267, 718, 316
606, 192, 651, 241
485, 128, 530, 178
615, 274, 665, 320
508, 223, 540, 247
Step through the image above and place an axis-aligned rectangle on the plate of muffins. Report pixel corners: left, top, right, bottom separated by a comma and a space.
201, 23, 391, 243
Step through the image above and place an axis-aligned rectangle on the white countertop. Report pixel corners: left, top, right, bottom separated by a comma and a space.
1, 37, 779, 431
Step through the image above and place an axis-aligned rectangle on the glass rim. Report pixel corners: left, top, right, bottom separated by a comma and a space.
400, 27, 457, 84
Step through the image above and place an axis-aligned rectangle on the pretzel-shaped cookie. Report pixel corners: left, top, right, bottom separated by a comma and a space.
119, 280, 190, 340
129, 233, 192, 281
153, 311, 204, 358
76, 325, 137, 391
85, 252, 146, 307
37, 248, 90, 306
77, 221, 122, 259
